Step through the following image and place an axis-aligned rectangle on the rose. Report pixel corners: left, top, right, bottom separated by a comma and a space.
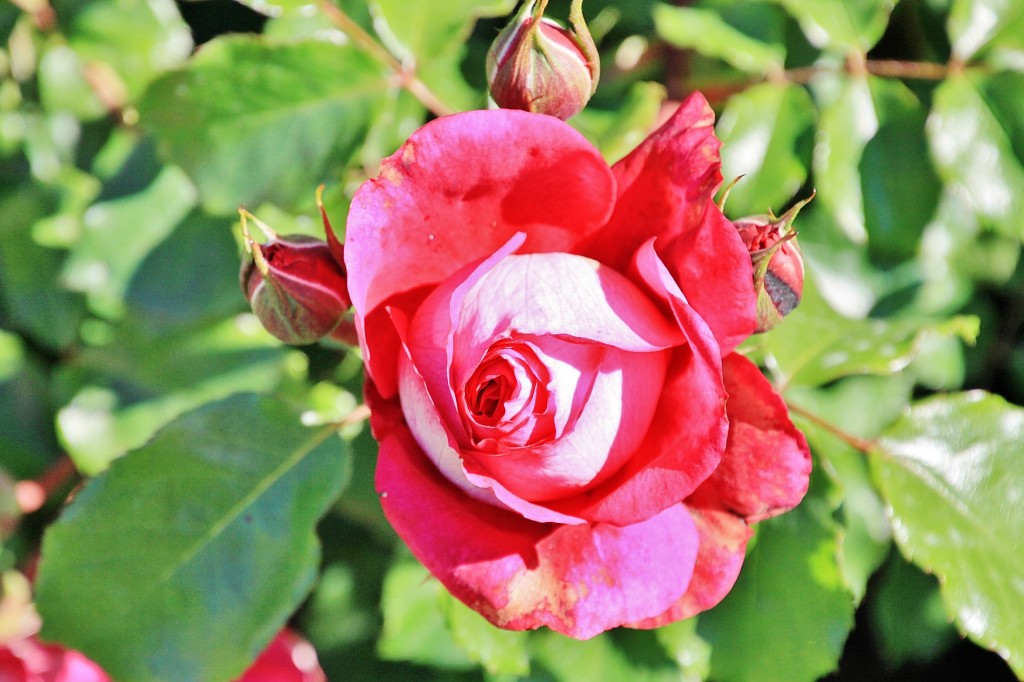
344, 93, 811, 639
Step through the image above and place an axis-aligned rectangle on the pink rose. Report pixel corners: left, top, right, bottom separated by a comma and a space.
345, 93, 811, 638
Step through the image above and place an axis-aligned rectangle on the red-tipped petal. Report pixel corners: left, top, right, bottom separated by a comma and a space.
376, 426, 701, 639
579, 93, 755, 352
346, 110, 614, 395
629, 506, 752, 627
543, 241, 727, 525
687, 353, 811, 522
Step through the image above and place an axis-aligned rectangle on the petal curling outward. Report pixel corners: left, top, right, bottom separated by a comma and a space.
579, 93, 756, 353
687, 353, 811, 522
544, 241, 728, 525
377, 426, 702, 639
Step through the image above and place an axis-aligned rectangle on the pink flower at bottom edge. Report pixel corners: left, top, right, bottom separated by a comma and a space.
346, 92, 811, 639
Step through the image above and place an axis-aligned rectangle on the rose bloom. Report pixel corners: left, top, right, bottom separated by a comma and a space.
344, 93, 811, 638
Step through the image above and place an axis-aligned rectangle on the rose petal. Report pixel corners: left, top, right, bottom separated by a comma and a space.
376, 426, 700, 639
578, 92, 755, 353
454, 252, 683, 359
629, 506, 752, 627
406, 234, 528, 442
543, 241, 728, 525
464, 343, 669, 502
686, 353, 811, 522
346, 108, 615, 328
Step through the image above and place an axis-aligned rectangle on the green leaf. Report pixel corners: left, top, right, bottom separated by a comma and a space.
760, 276, 979, 388
947, 0, 1024, 60
530, 628, 680, 682
871, 392, 1024, 678
787, 375, 911, 602
927, 72, 1024, 240
653, 4, 785, 75
369, 0, 516, 111
0, 183, 87, 352
64, 0, 193, 102
716, 81, 815, 217
771, 0, 896, 51
698, 500, 854, 682
812, 73, 877, 244
444, 593, 531, 677
0, 331, 61, 479
36, 393, 348, 682
377, 557, 475, 670
572, 81, 667, 163
125, 211, 248, 333
370, 0, 514, 65
860, 83, 942, 263
56, 316, 298, 474
62, 165, 197, 319
139, 36, 386, 215
868, 552, 958, 669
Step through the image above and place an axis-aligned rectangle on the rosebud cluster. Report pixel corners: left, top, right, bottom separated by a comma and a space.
725, 188, 813, 333
486, 0, 599, 120
239, 189, 353, 346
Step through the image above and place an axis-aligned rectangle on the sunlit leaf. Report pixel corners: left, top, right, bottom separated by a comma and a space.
927, 72, 1024, 239
572, 81, 666, 163
699, 499, 854, 682
761, 276, 979, 388
64, 0, 193, 102
62, 165, 196, 319
947, 0, 1024, 61
771, 0, 896, 51
139, 36, 386, 214
56, 316, 298, 474
716, 81, 815, 216
530, 628, 680, 681
871, 391, 1024, 678
37, 394, 348, 682
369, 0, 516, 111
445, 594, 530, 677
654, 4, 785, 76
813, 73, 877, 244
377, 557, 475, 670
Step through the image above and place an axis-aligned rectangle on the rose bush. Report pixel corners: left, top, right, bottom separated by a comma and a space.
344, 92, 811, 639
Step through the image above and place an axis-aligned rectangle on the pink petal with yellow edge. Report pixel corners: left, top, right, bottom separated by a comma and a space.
376, 426, 701, 640
687, 353, 811, 522
629, 506, 752, 627
543, 241, 728, 525
579, 92, 755, 353
345, 109, 615, 324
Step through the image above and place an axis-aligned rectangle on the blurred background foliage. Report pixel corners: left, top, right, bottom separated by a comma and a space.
1, 0, 1022, 680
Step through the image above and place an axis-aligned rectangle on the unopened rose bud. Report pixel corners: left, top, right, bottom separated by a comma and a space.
486, 0, 599, 120
239, 189, 351, 345
730, 192, 813, 333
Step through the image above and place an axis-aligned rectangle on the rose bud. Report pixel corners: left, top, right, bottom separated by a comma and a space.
239, 189, 350, 346
486, 0, 599, 120
731, 193, 813, 333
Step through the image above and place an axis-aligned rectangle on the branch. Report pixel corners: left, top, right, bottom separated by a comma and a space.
319, 1, 455, 117
787, 402, 878, 454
